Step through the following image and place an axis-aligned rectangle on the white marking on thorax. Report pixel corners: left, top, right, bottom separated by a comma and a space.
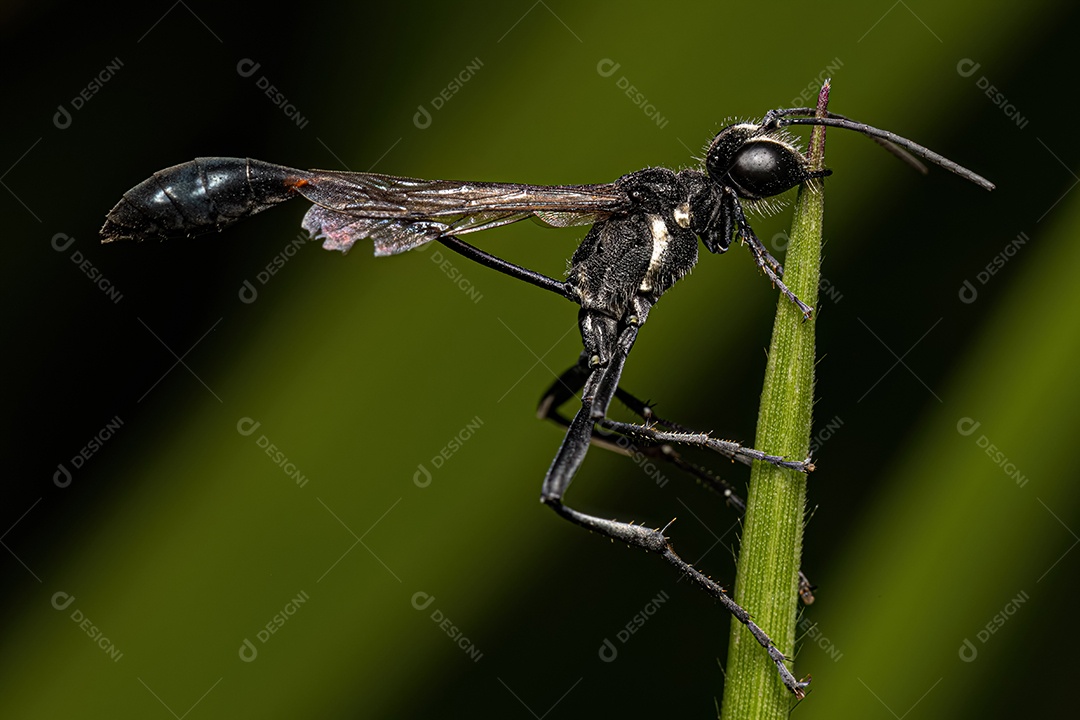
640, 213, 670, 292
674, 202, 691, 228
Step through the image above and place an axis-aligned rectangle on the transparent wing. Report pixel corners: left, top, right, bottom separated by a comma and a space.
294, 170, 627, 255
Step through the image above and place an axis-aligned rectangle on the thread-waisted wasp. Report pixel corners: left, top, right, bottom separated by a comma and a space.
101, 103, 992, 698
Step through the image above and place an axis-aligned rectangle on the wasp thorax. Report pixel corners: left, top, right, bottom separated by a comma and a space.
616, 167, 684, 214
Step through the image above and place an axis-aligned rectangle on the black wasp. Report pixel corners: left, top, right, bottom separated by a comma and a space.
102, 106, 993, 698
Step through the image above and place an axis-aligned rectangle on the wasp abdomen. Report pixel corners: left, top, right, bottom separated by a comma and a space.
101, 157, 311, 242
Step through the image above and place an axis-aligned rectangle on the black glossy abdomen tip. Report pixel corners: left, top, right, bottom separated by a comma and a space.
100, 158, 309, 243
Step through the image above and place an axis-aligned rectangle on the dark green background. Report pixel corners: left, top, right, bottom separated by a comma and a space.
4, 1, 1076, 717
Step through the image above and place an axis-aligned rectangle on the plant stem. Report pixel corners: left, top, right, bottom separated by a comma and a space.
719, 82, 828, 718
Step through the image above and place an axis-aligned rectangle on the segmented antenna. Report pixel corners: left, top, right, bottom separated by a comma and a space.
762, 108, 995, 190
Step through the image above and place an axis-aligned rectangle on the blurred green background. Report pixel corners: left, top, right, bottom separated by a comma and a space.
4, 0, 1076, 717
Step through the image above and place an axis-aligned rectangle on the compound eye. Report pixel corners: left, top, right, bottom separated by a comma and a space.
728, 141, 806, 200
